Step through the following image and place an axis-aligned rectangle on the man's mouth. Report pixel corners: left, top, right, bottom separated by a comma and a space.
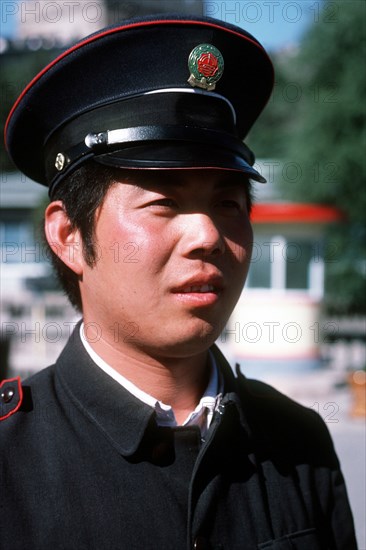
181, 284, 216, 293
171, 276, 224, 307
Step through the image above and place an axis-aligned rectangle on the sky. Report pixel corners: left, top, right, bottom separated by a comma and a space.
203, 1, 315, 51
0, 0, 315, 51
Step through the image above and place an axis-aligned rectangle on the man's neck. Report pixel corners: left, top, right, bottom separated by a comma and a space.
81, 325, 210, 425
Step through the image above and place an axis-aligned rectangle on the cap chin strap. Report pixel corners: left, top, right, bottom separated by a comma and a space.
47, 124, 255, 194
84, 126, 250, 156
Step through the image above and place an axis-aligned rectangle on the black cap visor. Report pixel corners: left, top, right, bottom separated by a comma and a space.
94, 142, 266, 182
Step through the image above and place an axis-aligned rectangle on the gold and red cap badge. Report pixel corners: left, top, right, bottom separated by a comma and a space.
188, 44, 224, 91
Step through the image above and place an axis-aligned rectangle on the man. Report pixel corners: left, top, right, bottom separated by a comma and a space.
0, 15, 357, 550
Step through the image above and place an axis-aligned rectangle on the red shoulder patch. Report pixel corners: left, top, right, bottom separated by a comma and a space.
0, 377, 23, 421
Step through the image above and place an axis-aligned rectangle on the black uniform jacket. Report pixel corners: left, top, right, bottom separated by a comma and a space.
0, 328, 357, 550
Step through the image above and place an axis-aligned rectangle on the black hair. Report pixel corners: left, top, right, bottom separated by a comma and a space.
44, 162, 117, 311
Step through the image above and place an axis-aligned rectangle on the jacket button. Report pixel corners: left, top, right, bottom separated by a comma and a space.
1, 387, 15, 403
193, 536, 210, 549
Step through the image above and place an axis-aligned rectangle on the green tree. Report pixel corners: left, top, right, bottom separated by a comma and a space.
282, 1, 365, 217
289, 1, 365, 314
251, 0, 366, 314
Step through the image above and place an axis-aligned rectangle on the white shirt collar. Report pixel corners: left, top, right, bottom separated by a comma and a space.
79, 323, 222, 436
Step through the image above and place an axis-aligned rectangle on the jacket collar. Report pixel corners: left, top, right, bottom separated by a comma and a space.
54, 323, 251, 456
209, 344, 254, 433
55, 323, 154, 456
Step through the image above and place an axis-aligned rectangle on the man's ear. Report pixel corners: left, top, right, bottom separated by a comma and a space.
44, 201, 84, 275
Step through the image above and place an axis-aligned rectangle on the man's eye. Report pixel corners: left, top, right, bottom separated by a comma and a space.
215, 199, 246, 217
156, 198, 176, 206
150, 198, 178, 208
219, 200, 241, 210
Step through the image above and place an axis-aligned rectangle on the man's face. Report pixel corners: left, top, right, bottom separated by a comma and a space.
79, 169, 253, 359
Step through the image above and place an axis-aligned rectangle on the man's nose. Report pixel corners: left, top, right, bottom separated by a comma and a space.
180, 213, 225, 259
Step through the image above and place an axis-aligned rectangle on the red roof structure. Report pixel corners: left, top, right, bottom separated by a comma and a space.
251, 203, 345, 224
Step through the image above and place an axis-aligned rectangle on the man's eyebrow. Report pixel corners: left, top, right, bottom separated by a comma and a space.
115, 171, 250, 190
120, 172, 185, 189
213, 175, 250, 190
161, 172, 249, 188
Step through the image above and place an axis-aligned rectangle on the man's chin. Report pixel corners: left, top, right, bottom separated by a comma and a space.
157, 322, 224, 357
